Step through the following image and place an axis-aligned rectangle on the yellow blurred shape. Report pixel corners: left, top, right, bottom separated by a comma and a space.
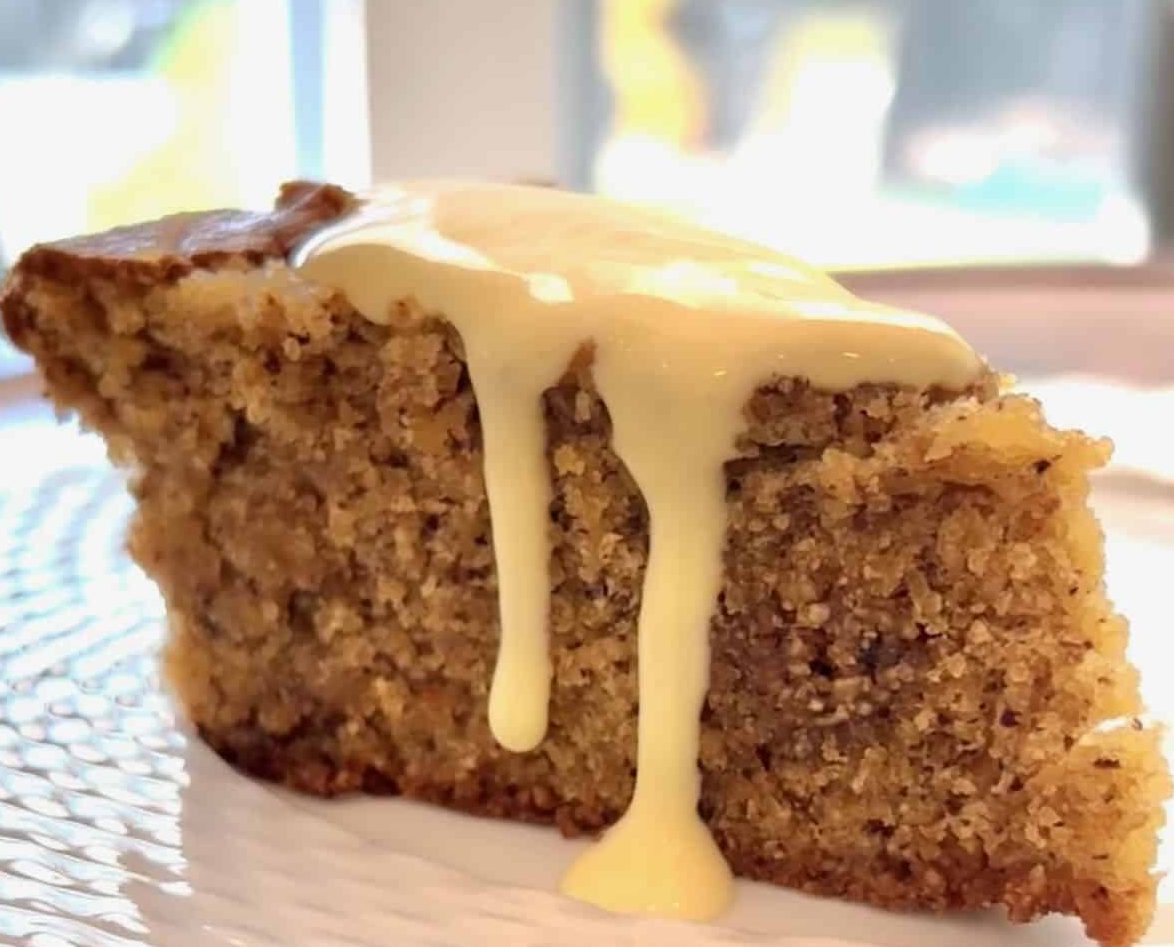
602, 0, 705, 148
88, 0, 243, 229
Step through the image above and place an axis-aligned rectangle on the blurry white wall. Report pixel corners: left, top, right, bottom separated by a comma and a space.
365, 0, 558, 183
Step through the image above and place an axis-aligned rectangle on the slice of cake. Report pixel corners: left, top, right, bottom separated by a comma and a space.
2, 181, 1167, 946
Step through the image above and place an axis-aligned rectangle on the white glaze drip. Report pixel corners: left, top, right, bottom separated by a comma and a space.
293, 181, 982, 921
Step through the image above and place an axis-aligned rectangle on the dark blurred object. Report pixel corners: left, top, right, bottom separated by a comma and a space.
886, 0, 1155, 216
567, 0, 1172, 265
0, 0, 184, 72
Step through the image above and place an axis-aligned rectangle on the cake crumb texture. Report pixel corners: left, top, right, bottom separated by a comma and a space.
2, 194, 1167, 947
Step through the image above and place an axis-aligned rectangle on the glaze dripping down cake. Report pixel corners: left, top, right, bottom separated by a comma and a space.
1, 182, 1168, 946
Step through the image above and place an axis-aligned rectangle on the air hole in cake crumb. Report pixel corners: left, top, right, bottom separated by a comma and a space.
809, 658, 834, 678
141, 351, 175, 373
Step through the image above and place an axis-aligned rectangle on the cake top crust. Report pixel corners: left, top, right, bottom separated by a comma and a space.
7, 181, 355, 287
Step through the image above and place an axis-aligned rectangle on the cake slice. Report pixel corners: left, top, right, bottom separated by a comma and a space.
2, 182, 1167, 946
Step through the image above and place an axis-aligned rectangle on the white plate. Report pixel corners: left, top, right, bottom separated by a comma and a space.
0, 398, 1170, 947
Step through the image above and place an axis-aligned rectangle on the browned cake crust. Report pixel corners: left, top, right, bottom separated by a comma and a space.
3, 187, 1168, 947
